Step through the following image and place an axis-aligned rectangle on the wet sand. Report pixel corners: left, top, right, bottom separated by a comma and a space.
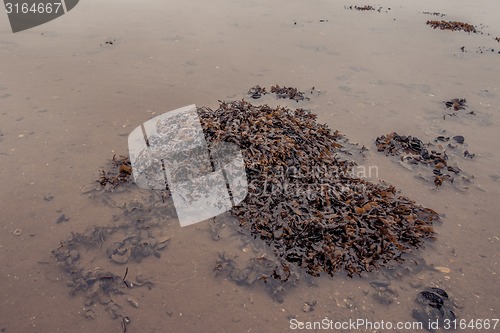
1, 0, 499, 332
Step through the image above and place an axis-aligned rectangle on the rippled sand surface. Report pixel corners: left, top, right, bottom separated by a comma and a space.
1, 0, 499, 332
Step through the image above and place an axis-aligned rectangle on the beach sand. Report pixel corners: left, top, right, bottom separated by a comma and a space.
0, 0, 499, 332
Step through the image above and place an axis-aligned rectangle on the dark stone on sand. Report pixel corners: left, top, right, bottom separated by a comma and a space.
452, 135, 465, 144
412, 287, 457, 332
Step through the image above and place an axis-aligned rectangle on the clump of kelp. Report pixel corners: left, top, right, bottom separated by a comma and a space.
198, 100, 439, 277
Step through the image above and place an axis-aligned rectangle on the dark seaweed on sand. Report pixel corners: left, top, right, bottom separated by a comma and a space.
198, 100, 439, 277
375, 132, 467, 187
97, 155, 133, 191
426, 20, 477, 33
345, 5, 383, 12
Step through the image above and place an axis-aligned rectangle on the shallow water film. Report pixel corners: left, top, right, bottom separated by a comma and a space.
1, 0, 499, 332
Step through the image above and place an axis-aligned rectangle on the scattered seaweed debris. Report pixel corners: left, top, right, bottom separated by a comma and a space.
292, 19, 329, 26
475, 46, 499, 54
270, 85, 310, 102
422, 11, 446, 17
97, 155, 133, 191
214, 252, 299, 303
412, 287, 457, 332
52, 221, 168, 328
435, 135, 476, 159
198, 100, 439, 278
443, 98, 477, 116
444, 98, 467, 111
247, 85, 314, 102
53, 222, 169, 272
101, 39, 117, 47
344, 5, 384, 12
248, 85, 268, 99
426, 20, 477, 33
210, 214, 304, 301
375, 132, 473, 187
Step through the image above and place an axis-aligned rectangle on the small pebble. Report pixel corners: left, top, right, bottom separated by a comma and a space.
126, 297, 139, 308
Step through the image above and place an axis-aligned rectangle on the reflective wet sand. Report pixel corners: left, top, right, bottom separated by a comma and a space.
1, 0, 499, 332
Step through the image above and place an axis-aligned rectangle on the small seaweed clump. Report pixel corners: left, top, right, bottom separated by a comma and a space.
198, 100, 438, 277
444, 98, 467, 111
97, 155, 133, 191
375, 132, 468, 187
248, 85, 268, 99
270, 85, 310, 102
426, 20, 477, 33
248, 85, 311, 102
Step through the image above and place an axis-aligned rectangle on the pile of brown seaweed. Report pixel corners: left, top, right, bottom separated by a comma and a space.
426, 20, 477, 33
198, 100, 438, 277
